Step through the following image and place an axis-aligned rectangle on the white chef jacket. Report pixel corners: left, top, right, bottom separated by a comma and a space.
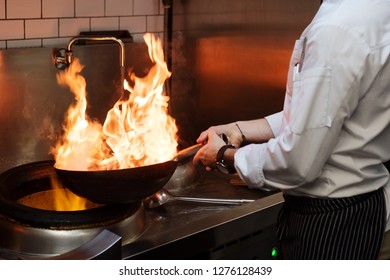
234, 0, 390, 230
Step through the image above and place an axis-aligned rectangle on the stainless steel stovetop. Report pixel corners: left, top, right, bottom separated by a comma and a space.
122, 170, 283, 259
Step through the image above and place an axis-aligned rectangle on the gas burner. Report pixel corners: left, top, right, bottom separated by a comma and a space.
0, 160, 147, 259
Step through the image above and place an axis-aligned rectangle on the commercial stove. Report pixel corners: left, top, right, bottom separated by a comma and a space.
0, 158, 283, 260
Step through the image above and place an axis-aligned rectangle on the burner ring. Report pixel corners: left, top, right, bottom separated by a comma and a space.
0, 160, 140, 229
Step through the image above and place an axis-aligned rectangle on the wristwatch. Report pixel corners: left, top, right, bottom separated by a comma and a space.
216, 144, 236, 174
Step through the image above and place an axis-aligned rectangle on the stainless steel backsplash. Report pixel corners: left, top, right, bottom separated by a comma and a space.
0, 42, 151, 173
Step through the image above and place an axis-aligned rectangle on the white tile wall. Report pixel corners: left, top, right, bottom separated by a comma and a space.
134, 0, 159, 15
0, 0, 5, 19
91, 17, 119, 31
0, 0, 164, 49
76, 0, 105, 17
120, 16, 146, 34
0, 20, 24, 40
106, 0, 133, 16
43, 0, 75, 18
59, 18, 90, 37
26, 19, 58, 38
7, 0, 41, 19
7, 38, 41, 48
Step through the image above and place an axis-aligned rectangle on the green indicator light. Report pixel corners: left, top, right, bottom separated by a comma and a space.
271, 247, 278, 258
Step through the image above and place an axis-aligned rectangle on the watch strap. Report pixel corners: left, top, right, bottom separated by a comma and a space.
216, 144, 235, 163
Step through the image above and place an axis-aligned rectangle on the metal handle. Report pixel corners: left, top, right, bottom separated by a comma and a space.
173, 196, 254, 205
174, 144, 202, 162
53, 36, 127, 99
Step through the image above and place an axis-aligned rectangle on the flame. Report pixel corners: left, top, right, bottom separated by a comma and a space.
50, 33, 177, 210
53, 58, 105, 171
101, 34, 178, 169
53, 33, 178, 172
51, 176, 96, 211
17, 177, 96, 211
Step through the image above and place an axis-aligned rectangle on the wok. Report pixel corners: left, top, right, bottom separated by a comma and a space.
55, 144, 202, 204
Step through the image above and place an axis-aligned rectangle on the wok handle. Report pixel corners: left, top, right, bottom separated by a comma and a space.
173, 196, 254, 205
174, 144, 202, 162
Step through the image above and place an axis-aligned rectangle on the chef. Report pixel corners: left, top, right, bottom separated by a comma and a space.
193, 0, 390, 259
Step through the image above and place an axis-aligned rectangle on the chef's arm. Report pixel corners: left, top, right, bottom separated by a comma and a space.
221, 114, 280, 169
196, 116, 277, 148
235, 117, 276, 144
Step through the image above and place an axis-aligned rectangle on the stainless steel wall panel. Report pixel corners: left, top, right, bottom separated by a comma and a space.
170, 0, 320, 144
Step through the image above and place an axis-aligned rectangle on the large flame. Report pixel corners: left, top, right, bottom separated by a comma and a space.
52, 33, 178, 172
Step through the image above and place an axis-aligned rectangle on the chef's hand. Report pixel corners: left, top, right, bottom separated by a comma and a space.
193, 130, 226, 171
196, 123, 244, 148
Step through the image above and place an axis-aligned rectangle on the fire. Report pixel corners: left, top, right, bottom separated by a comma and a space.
52, 33, 178, 171
50, 176, 96, 211
17, 177, 101, 211
50, 33, 178, 210
53, 56, 104, 171
101, 33, 178, 169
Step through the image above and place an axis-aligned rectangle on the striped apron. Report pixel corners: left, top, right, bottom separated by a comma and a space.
276, 188, 386, 259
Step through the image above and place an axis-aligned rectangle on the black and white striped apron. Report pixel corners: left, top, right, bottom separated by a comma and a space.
276, 187, 386, 259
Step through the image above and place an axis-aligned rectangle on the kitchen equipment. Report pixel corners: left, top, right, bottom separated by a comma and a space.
54, 144, 201, 204
0, 160, 147, 259
0, 157, 283, 260
143, 188, 254, 208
